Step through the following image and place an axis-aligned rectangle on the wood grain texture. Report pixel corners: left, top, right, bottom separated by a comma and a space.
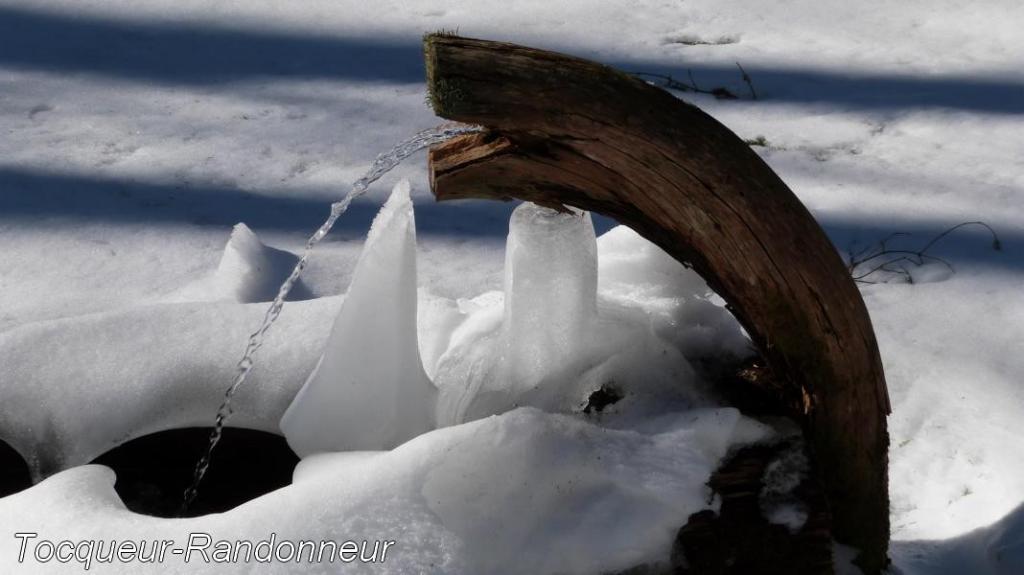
424, 34, 890, 573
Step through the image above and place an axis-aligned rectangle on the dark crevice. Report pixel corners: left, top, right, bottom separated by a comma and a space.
0, 439, 32, 499
90, 427, 298, 518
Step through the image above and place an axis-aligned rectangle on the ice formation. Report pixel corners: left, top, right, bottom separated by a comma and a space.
415, 290, 466, 381
0, 201, 748, 483
0, 196, 792, 573
280, 180, 437, 456
503, 203, 599, 387
434, 203, 603, 424
434, 204, 718, 427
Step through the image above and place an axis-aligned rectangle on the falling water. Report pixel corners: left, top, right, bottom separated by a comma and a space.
181, 123, 483, 513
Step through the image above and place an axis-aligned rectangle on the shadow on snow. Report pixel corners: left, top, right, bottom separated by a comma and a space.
0, 5, 1022, 114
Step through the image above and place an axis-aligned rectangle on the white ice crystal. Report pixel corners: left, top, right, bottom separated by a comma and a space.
279, 180, 437, 456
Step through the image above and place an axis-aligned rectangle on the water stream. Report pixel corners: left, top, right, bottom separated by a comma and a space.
181, 123, 483, 513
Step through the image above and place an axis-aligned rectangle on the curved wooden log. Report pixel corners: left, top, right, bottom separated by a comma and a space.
424, 34, 890, 573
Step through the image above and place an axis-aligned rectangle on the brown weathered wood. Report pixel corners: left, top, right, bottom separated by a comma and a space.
423, 34, 892, 572
673, 441, 834, 575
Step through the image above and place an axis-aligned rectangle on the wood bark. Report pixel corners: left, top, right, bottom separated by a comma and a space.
423, 34, 890, 573
674, 441, 833, 574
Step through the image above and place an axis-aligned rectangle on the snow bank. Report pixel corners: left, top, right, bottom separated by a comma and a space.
0, 194, 748, 484
0, 407, 772, 574
891, 503, 1024, 575
0, 297, 337, 479
0, 193, 768, 573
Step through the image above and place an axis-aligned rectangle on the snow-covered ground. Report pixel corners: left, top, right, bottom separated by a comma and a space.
1, 1, 1022, 573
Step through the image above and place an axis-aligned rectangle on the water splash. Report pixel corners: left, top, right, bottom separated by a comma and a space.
181, 123, 483, 513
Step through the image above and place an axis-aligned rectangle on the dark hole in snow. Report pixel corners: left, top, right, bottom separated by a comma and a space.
582, 384, 624, 415
0, 439, 32, 498
90, 427, 298, 517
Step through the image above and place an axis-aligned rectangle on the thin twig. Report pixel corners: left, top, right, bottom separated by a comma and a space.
918, 221, 1001, 254
848, 220, 1002, 284
736, 62, 757, 100
631, 71, 739, 100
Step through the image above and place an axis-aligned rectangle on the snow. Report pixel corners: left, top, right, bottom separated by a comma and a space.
169, 222, 312, 303
596, 225, 751, 361
759, 435, 811, 533
0, 408, 771, 574
280, 180, 436, 455
1, 0, 1023, 573
893, 504, 1024, 575
0, 297, 336, 479
0, 187, 773, 571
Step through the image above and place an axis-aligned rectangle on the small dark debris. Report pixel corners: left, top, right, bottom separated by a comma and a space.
710, 87, 739, 100
582, 384, 624, 415
28, 104, 54, 119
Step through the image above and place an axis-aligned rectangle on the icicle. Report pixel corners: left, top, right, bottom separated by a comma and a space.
280, 180, 436, 456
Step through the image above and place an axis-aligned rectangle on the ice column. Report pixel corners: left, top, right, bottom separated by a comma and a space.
280, 180, 436, 456
502, 203, 598, 388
